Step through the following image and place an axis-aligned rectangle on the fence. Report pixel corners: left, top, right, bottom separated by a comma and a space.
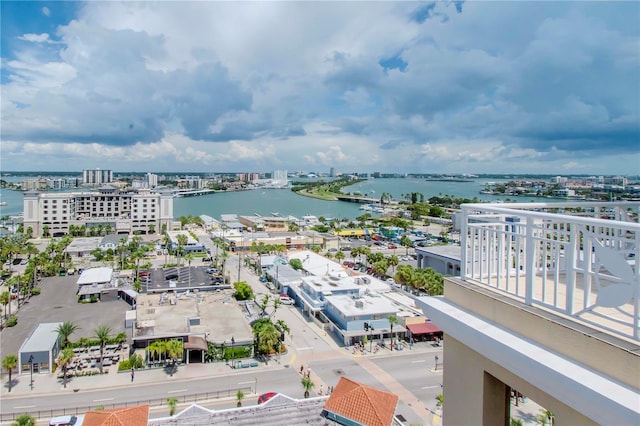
0, 386, 252, 422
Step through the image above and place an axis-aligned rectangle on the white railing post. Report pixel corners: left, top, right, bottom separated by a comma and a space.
461, 207, 468, 280
525, 216, 535, 306
565, 225, 577, 315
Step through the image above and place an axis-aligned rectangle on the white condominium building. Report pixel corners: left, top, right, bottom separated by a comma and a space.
82, 168, 113, 185
23, 186, 173, 237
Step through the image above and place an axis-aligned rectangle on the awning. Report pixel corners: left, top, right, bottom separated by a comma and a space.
407, 322, 442, 335
184, 335, 208, 351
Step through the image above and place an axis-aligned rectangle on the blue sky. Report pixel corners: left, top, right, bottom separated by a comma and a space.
1, 1, 638, 174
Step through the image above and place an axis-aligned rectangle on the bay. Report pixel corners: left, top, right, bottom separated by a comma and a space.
1, 178, 554, 221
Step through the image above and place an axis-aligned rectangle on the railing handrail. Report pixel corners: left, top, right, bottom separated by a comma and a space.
462, 202, 640, 231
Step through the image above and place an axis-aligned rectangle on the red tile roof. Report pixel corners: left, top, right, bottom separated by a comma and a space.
323, 377, 398, 426
83, 404, 149, 426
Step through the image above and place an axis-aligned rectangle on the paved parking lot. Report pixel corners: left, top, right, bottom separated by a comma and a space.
0, 274, 132, 360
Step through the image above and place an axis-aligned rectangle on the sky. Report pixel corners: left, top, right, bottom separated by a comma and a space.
1, 1, 639, 175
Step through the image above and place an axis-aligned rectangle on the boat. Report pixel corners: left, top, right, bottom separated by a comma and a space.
0, 202, 7, 206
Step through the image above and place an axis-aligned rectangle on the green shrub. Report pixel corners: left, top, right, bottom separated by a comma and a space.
6, 316, 17, 327
233, 281, 254, 301
118, 354, 144, 371
30, 287, 41, 296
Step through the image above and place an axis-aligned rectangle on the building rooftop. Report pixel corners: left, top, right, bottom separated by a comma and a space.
416, 244, 462, 261
148, 396, 330, 425
301, 273, 361, 295
133, 290, 253, 344
64, 237, 102, 254
289, 250, 346, 277
76, 267, 113, 286
82, 404, 149, 426
324, 376, 399, 426
19, 322, 62, 353
326, 293, 398, 317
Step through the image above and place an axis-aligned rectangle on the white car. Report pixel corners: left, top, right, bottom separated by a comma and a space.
279, 294, 294, 305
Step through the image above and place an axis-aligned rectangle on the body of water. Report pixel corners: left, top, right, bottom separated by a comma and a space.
0, 178, 556, 220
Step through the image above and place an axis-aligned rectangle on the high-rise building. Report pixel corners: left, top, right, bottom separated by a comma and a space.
82, 169, 113, 185
147, 173, 158, 188
329, 167, 336, 177
417, 201, 640, 425
23, 187, 173, 237
272, 169, 288, 187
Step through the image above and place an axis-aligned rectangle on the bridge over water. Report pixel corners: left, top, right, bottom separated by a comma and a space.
335, 194, 380, 204
173, 189, 215, 197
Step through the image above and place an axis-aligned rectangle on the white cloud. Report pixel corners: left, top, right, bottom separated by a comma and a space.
0, 1, 638, 174
17, 33, 51, 43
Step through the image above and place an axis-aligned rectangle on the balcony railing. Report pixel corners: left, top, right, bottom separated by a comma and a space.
460, 202, 639, 342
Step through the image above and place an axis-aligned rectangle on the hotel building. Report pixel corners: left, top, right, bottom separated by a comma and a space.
417, 201, 639, 425
23, 186, 173, 237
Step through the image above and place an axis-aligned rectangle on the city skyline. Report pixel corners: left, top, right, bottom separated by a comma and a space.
1, 1, 638, 174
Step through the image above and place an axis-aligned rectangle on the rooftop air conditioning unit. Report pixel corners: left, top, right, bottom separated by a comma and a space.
355, 300, 364, 309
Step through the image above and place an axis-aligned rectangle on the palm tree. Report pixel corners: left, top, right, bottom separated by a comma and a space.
184, 252, 195, 286
400, 235, 413, 256
12, 413, 35, 426
176, 234, 188, 271
510, 418, 524, 426
0, 291, 11, 320
56, 321, 80, 349
335, 250, 345, 263
540, 409, 555, 426
387, 254, 399, 273
165, 339, 183, 375
301, 376, 314, 398
167, 396, 178, 416
388, 314, 398, 351
56, 347, 75, 388
94, 325, 112, 374
148, 340, 167, 365
2, 354, 18, 392
236, 389, 245, 407
257, 322, 281, 356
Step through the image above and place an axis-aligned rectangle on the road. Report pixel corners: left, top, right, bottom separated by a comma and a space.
3, 367, 304, 418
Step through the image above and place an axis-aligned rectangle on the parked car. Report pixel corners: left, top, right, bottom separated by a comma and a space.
279, 294, 294, 305
266, 282, 276, 291
49, 415, 78, 426
258, 392, 277, 404
203, 257, 212, 262
206, 267, 220, 274
165, 273, 178, 280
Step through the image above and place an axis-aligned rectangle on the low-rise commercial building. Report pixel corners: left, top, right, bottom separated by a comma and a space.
18, 322, 63, 375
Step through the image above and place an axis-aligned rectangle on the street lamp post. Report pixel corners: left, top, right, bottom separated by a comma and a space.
237, 235, 243, 283
28, 354, 34, 390
435, 355, 439, 371
369, 325, 375, 352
